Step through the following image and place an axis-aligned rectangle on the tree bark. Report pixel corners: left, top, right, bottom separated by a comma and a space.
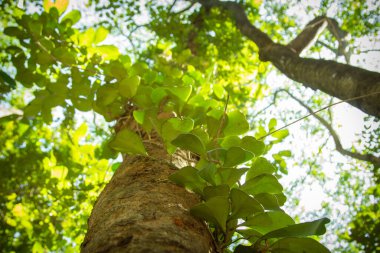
81, 144, 215, 253
197, 0, 380, 118
259, 44, 380, 118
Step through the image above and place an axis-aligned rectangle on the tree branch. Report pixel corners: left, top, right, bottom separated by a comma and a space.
195, 0, 380, 118
281, 89, 380, 168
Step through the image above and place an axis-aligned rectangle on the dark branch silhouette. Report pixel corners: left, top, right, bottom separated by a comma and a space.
281, 89, 380, 168
193, 0, 380, 118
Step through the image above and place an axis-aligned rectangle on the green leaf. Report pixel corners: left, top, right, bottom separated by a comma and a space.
28, 20, 42, 38
242, 211, 294, 234
4, 27, 25, 38
216, 167, 248, 187
111, 162, 121, 172
224, 147, 254, 167
260, 218, 330, 240
172, 133, 205, 155
270, 237, 330, 253
61, 10, 81, 25
51, 166, 68, 179
220, 136, 241, 149
207, 148, 227, 164
268, 118, 277, 130
108, 128, 147, 155
198, 163, 218, 185
241, 174, 283, 195
169, 85, 192, 102
161, 118, 194, 153
94, 45, 120, 60
278, 150, 291, 157
240, 136, 265, 156
96, 85, 119, 106
133, 110, 145, 125
133, 86, 153, 108
79, 28, 95, 46
203, 185, 230, 200
53, 47, 76, 65
272, 129, 289, 139
119, 75, 141, 98
236, 229, 263, 243
71, 98, 92, 112
182, 75, 195, 86
254, 193, 286, 210
94, 26, 109, 44
0, 70, 16, 92
234, 245, 255, 253
223, 110, 249, 136
230, 188, 263, 220
246, 157, 276, 181
213, 83, 225, 99
169, 166, 207, 195
151, 87, 167, 104
190, 128, 209, 145
190, 196, 230, 232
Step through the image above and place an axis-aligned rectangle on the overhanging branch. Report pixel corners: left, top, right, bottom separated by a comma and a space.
194, 0, 380, 118
281, 89, 380, 168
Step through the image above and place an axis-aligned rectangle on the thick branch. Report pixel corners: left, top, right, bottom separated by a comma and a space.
288, 16, 328, 54
288, 16, 349, 56
282, 89, 380, 168
260, 44, 380, 118
196, 0, 380, 118
196, 0, 273, 48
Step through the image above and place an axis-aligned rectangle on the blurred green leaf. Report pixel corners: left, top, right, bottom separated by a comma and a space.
190, 196, 230, 232
108, 128, 147, 155
169, 166, 207, 195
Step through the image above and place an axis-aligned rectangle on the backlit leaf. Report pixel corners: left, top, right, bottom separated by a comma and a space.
246, 157, 276, 180
260, 218, 331, 240
230, 188, 263, 220
169, 166, 207, 195
242, 211, 294, 234
203, 185, 230, 200
172, 133, 205, 155
224, 147, 254, 167
94, 26, 109, 44
241, 174, 283, 195
61, 10, 81, 25
270, 237, 330, 253
108, 128, 147, 155
223, 110, 249, 136
0, 70, 16, 92
119, 75, 140, 98
190, 196, 230, 232
254, 193, 286, 210
241, 136, 265, 156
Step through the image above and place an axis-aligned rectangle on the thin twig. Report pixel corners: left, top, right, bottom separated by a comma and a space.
215, 94, 230, 140
173, 2, 196, 15
283, 90, 380, 167
258, 90, 380, 141
168, 0, 178, 13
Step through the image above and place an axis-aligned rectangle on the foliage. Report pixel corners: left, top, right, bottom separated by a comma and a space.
0, 114, 110, 252
0, 0, 378, 252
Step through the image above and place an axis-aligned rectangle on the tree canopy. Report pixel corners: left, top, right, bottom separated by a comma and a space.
0, 0, 379, 252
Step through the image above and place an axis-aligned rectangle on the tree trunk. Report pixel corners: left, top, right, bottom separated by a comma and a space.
81, 144, 215, 253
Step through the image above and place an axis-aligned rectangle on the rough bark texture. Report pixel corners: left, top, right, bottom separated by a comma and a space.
260, 44, 380, 118
197, 0, 380, 118
81, 144, 214, 253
